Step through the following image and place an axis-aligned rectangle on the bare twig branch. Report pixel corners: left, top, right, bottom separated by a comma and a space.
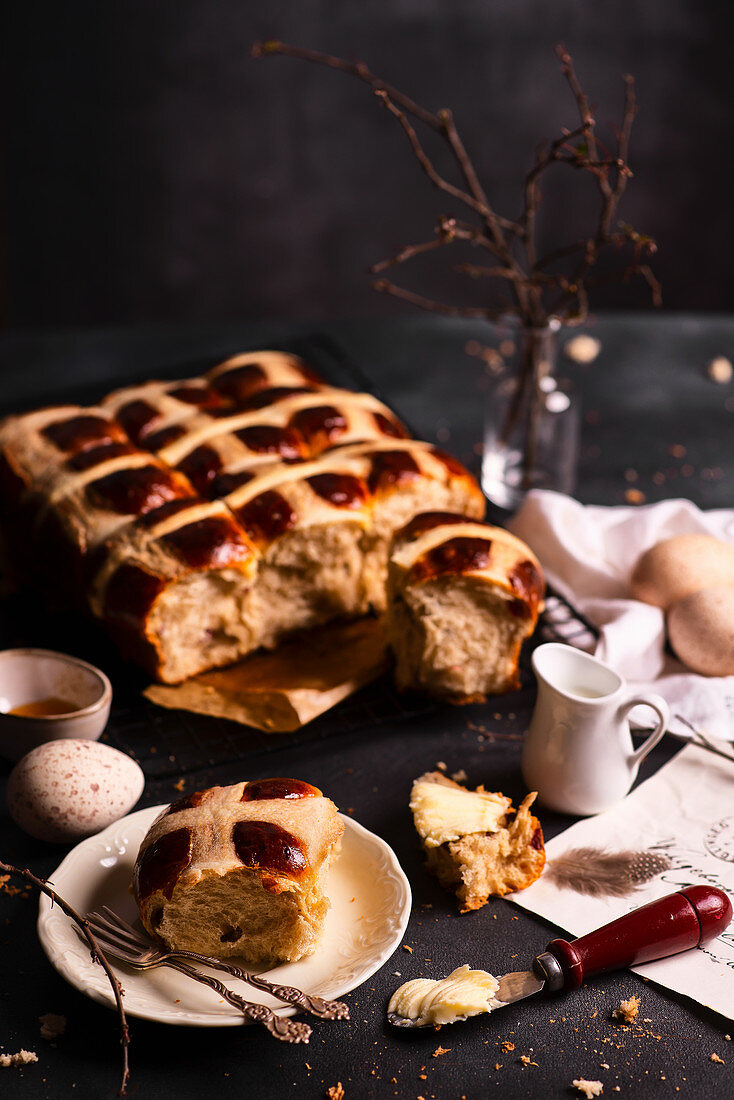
375, 91, 487, 216
0, 861, 131, 1096
455, 262, 524, 281
253, 38, 659, 327
369, 233, 457, 273
372, 278, 503, 318
251, 40, 441, 129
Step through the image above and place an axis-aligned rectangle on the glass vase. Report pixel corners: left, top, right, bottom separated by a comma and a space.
481, 321, 579, 511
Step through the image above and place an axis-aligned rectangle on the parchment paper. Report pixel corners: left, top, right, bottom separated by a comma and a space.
145, 617, 390, 732
512, 743, 734, 1020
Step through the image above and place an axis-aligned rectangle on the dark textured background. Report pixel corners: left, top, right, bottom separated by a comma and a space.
2, 0, 732, 328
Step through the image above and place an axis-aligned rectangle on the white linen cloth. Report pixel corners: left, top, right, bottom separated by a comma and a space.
509, 491, 734, 741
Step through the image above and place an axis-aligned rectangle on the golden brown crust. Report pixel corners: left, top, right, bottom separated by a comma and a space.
0, 354, 483, 683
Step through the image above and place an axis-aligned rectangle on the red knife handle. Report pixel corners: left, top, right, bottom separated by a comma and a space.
539, 886, 732, 991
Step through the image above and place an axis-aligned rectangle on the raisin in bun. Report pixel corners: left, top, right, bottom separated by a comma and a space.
133, 778, 344, 966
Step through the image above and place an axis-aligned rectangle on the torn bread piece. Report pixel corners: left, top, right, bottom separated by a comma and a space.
410, 771, 545, 911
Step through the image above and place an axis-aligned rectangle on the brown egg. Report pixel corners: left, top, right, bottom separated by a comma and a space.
668, 586, 734, 677
631, 535, 734, 610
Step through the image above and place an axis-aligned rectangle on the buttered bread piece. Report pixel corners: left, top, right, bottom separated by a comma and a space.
389, 965, 501, 1025
133, 778, 344, 966
385, 512, 545, 702
411, 771, 545, 912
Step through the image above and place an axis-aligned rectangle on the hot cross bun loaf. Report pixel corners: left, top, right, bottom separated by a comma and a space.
133, 778, 344, 965
385, 512, 545, 702
0, 351, 485, 682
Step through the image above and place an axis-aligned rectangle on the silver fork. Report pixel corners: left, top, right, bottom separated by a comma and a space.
79, 916, 310, 1043
86, 906, 348, 1024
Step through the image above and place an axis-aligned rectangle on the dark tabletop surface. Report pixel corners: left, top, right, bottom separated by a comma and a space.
1, 313, 733, 1100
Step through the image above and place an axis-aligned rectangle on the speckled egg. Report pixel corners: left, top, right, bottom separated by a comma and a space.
7, 739, 145, 843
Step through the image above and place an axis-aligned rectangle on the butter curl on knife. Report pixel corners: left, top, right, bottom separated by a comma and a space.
388, 965, 502, 1026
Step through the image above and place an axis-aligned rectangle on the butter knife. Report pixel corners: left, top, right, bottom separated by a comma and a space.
388, 885, 731, 1027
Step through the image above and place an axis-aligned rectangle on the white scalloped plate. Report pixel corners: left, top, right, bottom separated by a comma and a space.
37, 805, 411, 1026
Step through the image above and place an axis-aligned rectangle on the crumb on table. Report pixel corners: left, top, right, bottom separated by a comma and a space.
710, 1053, 725, 1064
326, 1083, 345, 1100
565, 335, 602, 364
612, 995, 641, 1024
707, 356, 733, 384
0, 1050, 38, 1069
572, 1080, 604, 1098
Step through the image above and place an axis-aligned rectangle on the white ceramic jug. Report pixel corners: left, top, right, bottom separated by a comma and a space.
522, 642, 669, 816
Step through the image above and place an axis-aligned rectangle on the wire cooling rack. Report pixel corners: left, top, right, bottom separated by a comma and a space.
2, 332, 598, 782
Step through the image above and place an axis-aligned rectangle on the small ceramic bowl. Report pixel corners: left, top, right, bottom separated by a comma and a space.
0, 649, 112, 762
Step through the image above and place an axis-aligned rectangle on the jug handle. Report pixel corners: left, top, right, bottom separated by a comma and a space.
620, 693, 670, 766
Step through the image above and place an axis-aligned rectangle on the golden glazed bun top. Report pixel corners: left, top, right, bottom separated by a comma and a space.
390, 512, 544, 617
133, 778, 344, 908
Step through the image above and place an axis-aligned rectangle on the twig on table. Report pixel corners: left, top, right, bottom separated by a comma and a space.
673, 715, 734, 764
0, 860, 131, 1096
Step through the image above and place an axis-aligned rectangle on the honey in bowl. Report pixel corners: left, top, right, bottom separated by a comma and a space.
9, 697, 79, 718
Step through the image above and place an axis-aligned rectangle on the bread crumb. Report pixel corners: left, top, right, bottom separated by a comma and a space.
624, 488, 646, 505
0, 875, 25, 898
599, 1063, 609, 1069
710, 1053, 724, 1064
612, 996, 640, 1024
326, 1084, 345, 1100
519, 1054, 538, 1066
0, 1050, 39, 1068
725, 1034, 731, 1041
432, 1047, 450, 1057
435, 761, 447, 771
494, 1063, 502, 1070
402, 945, 413, 953
572, 1080, 603, 1098
450, 769, 468, 783
707, 357, 733, 384
565, 335, 602, 364
501, 1041, 515, 1052
173, 778, 186, 792
39, 1014, 66, 1040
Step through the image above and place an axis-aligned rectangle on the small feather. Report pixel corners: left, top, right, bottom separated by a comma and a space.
546, 847, 672, 898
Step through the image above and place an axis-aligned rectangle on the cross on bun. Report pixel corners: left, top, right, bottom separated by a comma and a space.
385, 512, 545, 702
133, 778, 344, 966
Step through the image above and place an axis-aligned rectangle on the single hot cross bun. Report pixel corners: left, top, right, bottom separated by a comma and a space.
133, 778, 344, 966
385, 512, 545, 702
